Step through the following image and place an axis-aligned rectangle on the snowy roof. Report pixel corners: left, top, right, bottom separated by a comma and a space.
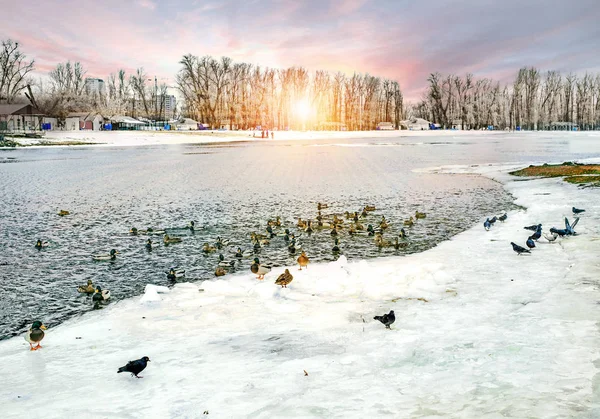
0, 104, 43, 115
176, 118, 199, 125
110, 116, 146, 125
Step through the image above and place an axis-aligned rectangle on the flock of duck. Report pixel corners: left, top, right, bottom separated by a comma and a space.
25, 203, 425, 352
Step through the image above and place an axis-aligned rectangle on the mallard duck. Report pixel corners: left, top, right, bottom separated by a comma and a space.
215, 266, 226, 277
77, 279, 95, 294
215, 236, 230, 249
379, 217, 389, 229
317, 202, 328, 210
374, 232, 389, 248
354, 222, 364, 230
92, 249, 118, 261
403, 217, 414, 227
251, 258, 271, 280
367, 224, 375, 236
235, 247, 244, 258
92, 286, 110, 307
166, 267, 185, 280
332, 238, 340, 253
268, 216, 282, 227
305, 220, 314, 234
35, 239, 49, 249
218, 253, 235, 267
316, 212, 323, 222
415, 211, 426, 219
129, 227, 139, 235
275, 269, 293, 288
146, 228, 166, 235
58, 210, 70, 216
145, 239, 153, 251
333, 215, 344, 225
203, 243, 217, 253
297, 251, 309, 270
288, 238, 297, 253
393, 237, 408, 250
297, 218, 307, 229
399, 228, 407, 239
330, 226, 338, 236
188, 221, 195, 232
348, 225, 356, 235
24, 321, 47, 351
163, 234, 182, 244
365, 205, 376, 212
353, 212, 359, 222
266, 225, 276, 238
361, 208, 368, 218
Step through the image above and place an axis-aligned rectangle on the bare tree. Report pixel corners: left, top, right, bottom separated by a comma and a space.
0, 39, 35, 103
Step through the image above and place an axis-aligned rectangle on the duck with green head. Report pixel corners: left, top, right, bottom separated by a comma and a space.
145, 239, 152, 251
25, 321, 47, 351
332, 238, 340, 253
92, 249, 118, 261
218, 253, 235, 267
251, 257, 271, 280
129, 227, 139, 235
35, 239, 49, 249
167, 267, 185, 280
92, 286, 111, 308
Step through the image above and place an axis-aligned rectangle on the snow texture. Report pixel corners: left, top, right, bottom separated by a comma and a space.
1, 159, 600, 418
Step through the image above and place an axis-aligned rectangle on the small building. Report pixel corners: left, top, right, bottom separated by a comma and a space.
400, 118, 431, 131
109, 115, 146, 130
544, 121, 579, 131
66, 112, 105, 131
376, 122, 395, 130
0, 104, 44, 132
175, 118, 201, 130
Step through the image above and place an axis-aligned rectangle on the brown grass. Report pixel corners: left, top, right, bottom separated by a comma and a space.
510, 163, 600, 186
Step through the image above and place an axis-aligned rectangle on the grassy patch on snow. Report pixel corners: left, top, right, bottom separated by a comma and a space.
510, 162, 600, 187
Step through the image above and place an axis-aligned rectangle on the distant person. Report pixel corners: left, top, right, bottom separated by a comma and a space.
261, 130, 265, 138
266, 130, 269, 138
271, 131, 274, 139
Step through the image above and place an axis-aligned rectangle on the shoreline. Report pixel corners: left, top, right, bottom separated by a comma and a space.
1, 159, 599, 417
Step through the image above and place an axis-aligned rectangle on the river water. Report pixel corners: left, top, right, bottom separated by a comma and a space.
1, 132, 599, 339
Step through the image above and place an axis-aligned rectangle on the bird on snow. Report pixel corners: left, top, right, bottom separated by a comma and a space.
483, 218, 491, 231
524, 224, 542, 232
275, 269, 293, 288
530, 226, 542, 241
526, 237, 536, 249
565, 217, 579, 236
297, 251, 310, 270
498, 213, 508, 222
511, 242, 531, 255
118, 356, 150, 378
374, 310, 395, 329
489, 216, 497, 225
251, 257, 271, 280
549, 227, 568, 237
544, 232, 558, 243
24, 320, 47, 351
572, 207, 585, 214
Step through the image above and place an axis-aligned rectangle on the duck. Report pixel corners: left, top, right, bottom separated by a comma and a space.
218, 253, 235, 268
332, 238, 341, 253
403, 217, 414, 227
215, 236, 230, 249
146, 227, 166, 235
266, 225, 276, 238
251, 258, 271, 280
92, 249, 118, 261
145, 239, 153, 251
166, 267, 185, 280
163, 234, 182, 244
399, 228, 407, 239
129, 227, 139, 235
297, 218, 307, 229
379, 216, 389, 229
188, 221, 196, 232
354, 222, 364, 230
215, 267, 227, 277
317, 202, 328, 210
203, 243, 217, 253
297, 251, 309, 270
92, 286, 110, 307
374, 233, 390, 248
365, 205, 376, 212
77, 279, 95, 294
268, 216, 282, 227
24, 321, 47, 351
415, 211, 426, 219
275, 269, 293, 288
288, 238, 297, 253
361, 208, 368, 218
35, 239, 49, 249
305, 220, 314, 234
344, 211, 352, 219
393, 237, 408, 250
367, 224, 375, 236
333, 215, 344, 225
58, 210, 70, 216
330, 226, 338, 236
348, 225, 356, 235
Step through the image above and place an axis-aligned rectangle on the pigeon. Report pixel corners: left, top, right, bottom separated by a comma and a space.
549, 227, 568, 237
511, 242, 530, 255
565, 217, 579, 235
489, 216, 497, 225
118, 356, 150, 378
524, 224, 542, 231
374, 310, 395, 329
572, 207, 585, 214
498, 213, 508, 222
530, 226, 542, 241
483, 219, 491, 231
544, 232, 558, 243
526, 237, 536, 249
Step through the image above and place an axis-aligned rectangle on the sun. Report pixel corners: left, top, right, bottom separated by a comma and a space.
294, 99, 311, 120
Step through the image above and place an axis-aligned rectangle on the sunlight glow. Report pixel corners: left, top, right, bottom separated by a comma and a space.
295, 99, 311, 120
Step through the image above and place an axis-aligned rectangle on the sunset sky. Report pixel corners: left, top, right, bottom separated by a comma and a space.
2, 0, 600, 100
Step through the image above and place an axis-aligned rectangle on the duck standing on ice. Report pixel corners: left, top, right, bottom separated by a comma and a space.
25, 321, 47, 351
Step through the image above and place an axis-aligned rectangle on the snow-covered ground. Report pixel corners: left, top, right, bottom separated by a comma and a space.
1, 160, 600, 418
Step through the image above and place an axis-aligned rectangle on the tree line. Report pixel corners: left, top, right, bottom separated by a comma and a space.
413, 68, 600, 130
2, 37, 600, 130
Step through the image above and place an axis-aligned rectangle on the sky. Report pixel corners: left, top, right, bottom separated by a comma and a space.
2, 0, 600, 100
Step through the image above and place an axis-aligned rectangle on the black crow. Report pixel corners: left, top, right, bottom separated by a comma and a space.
118, 356, 150, 378
374, 310, 395, 329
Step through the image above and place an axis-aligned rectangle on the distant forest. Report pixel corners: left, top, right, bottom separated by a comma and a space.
2, 38, 599, 130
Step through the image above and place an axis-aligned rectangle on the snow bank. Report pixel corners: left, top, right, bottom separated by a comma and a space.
1, 162, 600, 418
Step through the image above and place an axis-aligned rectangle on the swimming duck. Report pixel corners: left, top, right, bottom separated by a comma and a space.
354, 222, 364, 230
317, 212, 323, 222
332, 238, 340, 253
188, 221, 195, 232
218, 253, 235, 267
330, 226, 338, 236
399, 228, 407, 239
215, 236, 230, 249
77, 279, 95, 294
92, 249, 118, 261
374, 232, 390, 248
24, 321, 47, 351
379, 217, 389, 229
365, 205, 376, 212
166, 267, 185, 280
415, 211, 426, 219
268, 216, 282, 227
288, 239, 297, 253
367, 224, 375, 236
403, 217, 414, 227
146, 228, 166, 235
393, 237, 408, 250
92, 286, 111, 307
58, 210, 70, 216
297, 218, 307, 229
333, 215, 344, 225
215, 266, 226, 277
35, 239, 49, 249
251, 258, 271, 280
129, 227, 139, 235
145, 239, 153, 251
235, 247, 244, 258
203, 243, 217, 253
317, 203, 328, 210
275, 269, 293, 288
305, 220, 314, 234
348, 225, 356, 235
163, 235, 182, 244
266, 225, 276, 238
297, 251, 309, 270
361, 208, 368, 218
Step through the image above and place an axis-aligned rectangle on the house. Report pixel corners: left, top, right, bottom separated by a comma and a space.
400, 118, 431, 131
109, 115, 146, 130
65, 112, 105, 131
0, 104, 44, 132
376, 122, 395, 130
174, 118, 200, 130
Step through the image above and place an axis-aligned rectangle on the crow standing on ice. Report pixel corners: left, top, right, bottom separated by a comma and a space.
572, 207, 585, 214
511, 242, 531, 255
118, 356, 150, 378
374, 310, 395, 329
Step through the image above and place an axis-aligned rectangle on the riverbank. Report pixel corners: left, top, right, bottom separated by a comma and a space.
1, 159, 598, 418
